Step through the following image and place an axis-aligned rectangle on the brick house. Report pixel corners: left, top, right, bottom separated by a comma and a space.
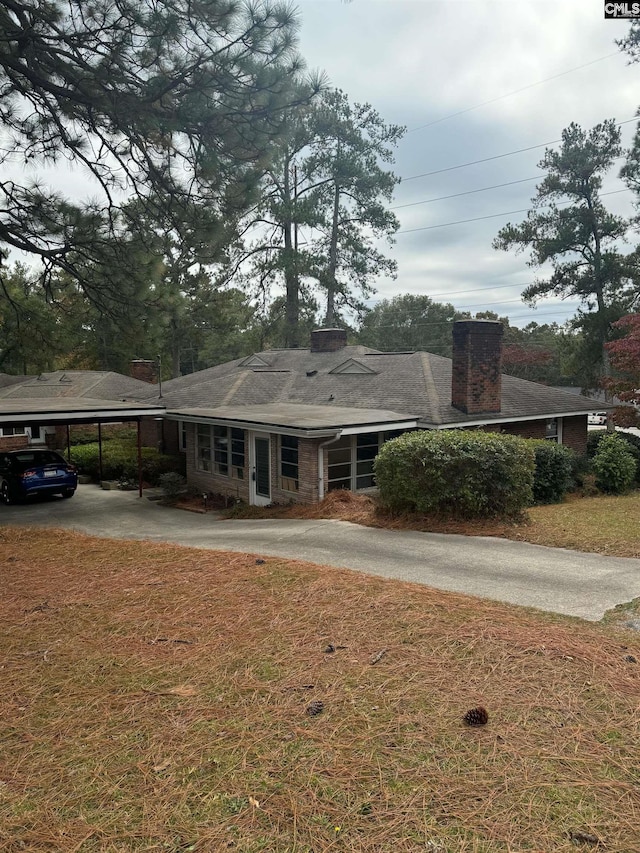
146, 320, 598, 506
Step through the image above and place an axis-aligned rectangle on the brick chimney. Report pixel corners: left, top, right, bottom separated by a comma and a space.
451, 320, 503, 414
310, 328, 348, 353
129, 358, 157, 384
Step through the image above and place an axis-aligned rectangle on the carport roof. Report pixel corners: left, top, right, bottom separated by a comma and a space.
0, 397, 165, 424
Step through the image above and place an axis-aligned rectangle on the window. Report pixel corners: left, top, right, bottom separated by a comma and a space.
179, 421, 187, 452
280, 435, 299, 491
230, 428, 245, 478
213, 425, 229, 475
355, 433, 378, 489
545, 418, 560, 442
196, 424, 212, 472
327, 435, 353, 491
197, 424, 245, 477
0, 427, 26, 436
326, 430, 410, 492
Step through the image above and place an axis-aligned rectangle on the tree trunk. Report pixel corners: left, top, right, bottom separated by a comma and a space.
324, 176, 341, 327
283, 159, 299, 348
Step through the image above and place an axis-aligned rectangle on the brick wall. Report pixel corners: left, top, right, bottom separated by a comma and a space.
499, 420, 547, 441
0, 435, 29, 451
183, 422, 250, 503
183, 423, 324, 505
269, 436, 320, 505
139, 417, 162, 451
561, 415, 588, 455
451, 320, 503, 414
130, 359, 157, 384
310, 328, 348, 352
492, 415, 588, 454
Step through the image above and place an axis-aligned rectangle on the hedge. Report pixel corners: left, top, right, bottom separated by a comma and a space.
587, 429, 640, 484
529, 440, 575, 504
592, 434, 637, 494
70, 440, 184, 485
374, 430, 535, 519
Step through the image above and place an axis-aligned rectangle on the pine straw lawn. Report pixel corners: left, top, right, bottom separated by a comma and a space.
2, 528, 640, 852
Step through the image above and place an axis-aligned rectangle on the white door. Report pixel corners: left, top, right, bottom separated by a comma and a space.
250, 432, 271, 506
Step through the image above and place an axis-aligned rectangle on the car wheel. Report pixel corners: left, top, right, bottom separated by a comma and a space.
61, 489, 75, 499
1, 482, 13, 505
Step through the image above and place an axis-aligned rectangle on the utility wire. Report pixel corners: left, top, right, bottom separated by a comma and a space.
394, 154, 629, 210
397, 188, 631, 235
391, 175, 542, 209
400, 118, 638, 183
407, 52, 620, 133
365, 280, 538, 303
362, 308, 582, 331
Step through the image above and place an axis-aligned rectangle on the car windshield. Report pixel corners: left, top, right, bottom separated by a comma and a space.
12, 451, 64, 468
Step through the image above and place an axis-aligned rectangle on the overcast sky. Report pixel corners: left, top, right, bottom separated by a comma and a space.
293, 0, 639, 329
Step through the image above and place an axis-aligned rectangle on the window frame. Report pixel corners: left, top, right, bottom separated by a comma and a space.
196, 424, 245, 478
279, 435, 299, 492
545, 417, 562, 443
327, 430, 406, 493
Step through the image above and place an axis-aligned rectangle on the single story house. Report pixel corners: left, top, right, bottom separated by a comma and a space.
140, 320, 600, 506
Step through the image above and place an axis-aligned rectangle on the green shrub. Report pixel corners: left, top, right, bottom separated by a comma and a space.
587, 429, 640, 484
592, 434, 637, 494
374, 429, 535, 519
529, 440, 575, 504
70, 439, 184, 485
159, 472, 187, 501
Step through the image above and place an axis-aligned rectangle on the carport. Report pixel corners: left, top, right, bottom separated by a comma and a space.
0, 398, 166, 496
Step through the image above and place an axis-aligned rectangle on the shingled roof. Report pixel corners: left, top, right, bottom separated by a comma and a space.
0, 370, 160, 402
145, 344, 596, 430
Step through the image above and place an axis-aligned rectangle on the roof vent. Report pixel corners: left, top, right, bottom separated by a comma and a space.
306, 369, 318, 377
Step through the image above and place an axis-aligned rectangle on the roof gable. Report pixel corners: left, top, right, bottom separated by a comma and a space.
329, 358, 378, 375
240, 354, 271, 369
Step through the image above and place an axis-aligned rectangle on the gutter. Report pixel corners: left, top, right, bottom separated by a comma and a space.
317, 431, 343, 501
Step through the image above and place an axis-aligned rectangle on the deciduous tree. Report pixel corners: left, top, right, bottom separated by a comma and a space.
357, 293, 458, 355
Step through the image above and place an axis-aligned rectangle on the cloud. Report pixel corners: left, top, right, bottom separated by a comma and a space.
295, 0, 640, 327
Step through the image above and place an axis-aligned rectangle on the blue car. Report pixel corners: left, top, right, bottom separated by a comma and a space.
0, 449, 78, 503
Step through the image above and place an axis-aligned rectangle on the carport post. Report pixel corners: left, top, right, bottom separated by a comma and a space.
66, 425, 71, 460
137, 419, 143, 497
98, 422, 104, 482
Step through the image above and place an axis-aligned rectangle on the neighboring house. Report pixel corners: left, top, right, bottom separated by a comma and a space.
140, 320, 599, 506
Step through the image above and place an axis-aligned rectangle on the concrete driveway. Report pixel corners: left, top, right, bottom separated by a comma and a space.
3, 484, 640, 622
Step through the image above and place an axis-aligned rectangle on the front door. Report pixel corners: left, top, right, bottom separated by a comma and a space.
250, 433, 271, 506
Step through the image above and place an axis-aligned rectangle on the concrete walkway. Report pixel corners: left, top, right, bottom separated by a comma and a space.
3, 484, 640, 622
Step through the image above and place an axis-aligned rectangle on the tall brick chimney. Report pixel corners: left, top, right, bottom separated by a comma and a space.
451, 320, 503, 414
129, 359, 157, 384
310, 328, 348, 353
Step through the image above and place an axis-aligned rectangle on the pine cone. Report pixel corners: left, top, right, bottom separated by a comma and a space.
306, 700, 324, 717
463, 706, 489, 726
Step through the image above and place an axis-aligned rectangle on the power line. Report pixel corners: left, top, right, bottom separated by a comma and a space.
394, 154, 628, 210
391, 175, 542, 210
397, 188, 632, 235
362, 306, 582, 328
365, 280, 537, 304
407, 52, 620, 134
400, 118, 638, 183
